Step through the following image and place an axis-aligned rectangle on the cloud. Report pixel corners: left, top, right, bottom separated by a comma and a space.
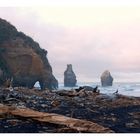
0, 7, 140, 82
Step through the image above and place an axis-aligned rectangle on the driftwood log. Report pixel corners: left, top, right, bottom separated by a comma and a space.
0, 104, 113, 133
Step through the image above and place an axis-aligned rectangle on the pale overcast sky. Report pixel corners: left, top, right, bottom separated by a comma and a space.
0, 1, 140, 82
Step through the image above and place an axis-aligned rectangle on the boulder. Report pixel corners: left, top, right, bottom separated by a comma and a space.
64, 64, 77, 87
75, 86, 98, 92
101, 70, 113, 86
0, 18, 58, 90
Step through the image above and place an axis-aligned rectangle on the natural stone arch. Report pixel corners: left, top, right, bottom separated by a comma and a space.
34, 81, 41, 89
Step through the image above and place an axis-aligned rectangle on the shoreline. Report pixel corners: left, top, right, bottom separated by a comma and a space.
56, 82, 140, 97
0, 87, 140, 133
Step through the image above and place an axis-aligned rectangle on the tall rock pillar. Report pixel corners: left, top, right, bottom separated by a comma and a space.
64, 64, 77, 87
101, 70, 113, 86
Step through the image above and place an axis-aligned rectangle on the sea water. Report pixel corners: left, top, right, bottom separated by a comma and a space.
34, 82, 140, 97
58, 82, 140, 97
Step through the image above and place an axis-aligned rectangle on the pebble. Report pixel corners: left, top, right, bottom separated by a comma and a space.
41, 104, 48, 108
0, 87, 140, 133
125, 123, 135, 127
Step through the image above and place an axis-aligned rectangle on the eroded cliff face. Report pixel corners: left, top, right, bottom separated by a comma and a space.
0, 18, 58, 90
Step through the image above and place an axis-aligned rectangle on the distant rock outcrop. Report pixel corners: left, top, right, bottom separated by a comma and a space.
101, 70, 113, 86
64, 64, 77, 87
0, 18, 58, 90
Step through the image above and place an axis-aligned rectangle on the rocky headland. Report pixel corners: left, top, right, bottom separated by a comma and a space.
0, 18, 58, 90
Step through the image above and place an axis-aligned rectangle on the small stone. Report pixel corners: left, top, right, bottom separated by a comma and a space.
51, 100, 60, 107
41, 104, 48, 108
7, 119, 19, 126
125, 123, 135, 127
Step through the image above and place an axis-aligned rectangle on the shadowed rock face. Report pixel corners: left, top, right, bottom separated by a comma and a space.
0, 68, 3, 85
64, 64, 77, 87
0, 18, 58, 90
101, 70, 113, 87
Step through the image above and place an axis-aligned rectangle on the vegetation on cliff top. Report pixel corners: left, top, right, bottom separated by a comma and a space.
0, 18, 47, 58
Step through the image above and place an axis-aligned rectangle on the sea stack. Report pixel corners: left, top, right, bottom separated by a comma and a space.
0, 18, 58, 90
64, 64, 77, 87
101, 70, 113, 86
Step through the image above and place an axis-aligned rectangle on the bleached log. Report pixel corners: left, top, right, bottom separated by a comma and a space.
0, 104, 113, 133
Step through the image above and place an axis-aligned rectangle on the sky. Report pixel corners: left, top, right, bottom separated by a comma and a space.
0, 1, 140, 83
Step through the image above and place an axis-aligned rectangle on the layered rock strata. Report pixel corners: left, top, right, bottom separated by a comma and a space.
0, 18, 58, 90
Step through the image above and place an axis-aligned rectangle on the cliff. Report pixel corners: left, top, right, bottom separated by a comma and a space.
0, 18, 58, 90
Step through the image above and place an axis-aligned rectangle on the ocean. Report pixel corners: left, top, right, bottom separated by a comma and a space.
34, 82, 140, 97
58, 82, 140, 97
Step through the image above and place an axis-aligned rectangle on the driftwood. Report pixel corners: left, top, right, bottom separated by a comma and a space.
0, 104, 113, 133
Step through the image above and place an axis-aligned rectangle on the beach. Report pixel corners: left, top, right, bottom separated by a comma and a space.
0, 87, 140, 133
